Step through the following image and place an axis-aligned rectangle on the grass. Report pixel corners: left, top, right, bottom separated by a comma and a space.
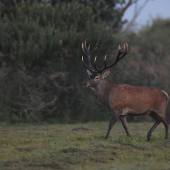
0, 121, 170, 170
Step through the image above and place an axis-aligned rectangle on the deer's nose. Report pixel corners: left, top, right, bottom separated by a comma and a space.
83, 81, 88, 87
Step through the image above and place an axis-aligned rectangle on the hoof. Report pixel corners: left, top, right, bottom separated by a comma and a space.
147, 134, 151, 141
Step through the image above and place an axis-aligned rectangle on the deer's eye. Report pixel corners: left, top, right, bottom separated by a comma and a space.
94, 76, 99, 80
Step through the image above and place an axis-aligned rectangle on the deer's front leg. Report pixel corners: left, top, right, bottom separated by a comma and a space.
105, 112, 119, 140
119, 115, 131, 137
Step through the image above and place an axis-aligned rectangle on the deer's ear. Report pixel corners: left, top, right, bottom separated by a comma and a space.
102, 71, 110, 79
86, 70, 93, 76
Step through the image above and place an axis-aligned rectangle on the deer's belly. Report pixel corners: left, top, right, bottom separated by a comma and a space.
120, 107, 151, 116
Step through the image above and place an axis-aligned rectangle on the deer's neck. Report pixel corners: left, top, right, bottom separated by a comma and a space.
94, 79, 113, 106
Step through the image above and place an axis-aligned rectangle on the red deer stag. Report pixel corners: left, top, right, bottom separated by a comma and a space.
82, 40, 169, 141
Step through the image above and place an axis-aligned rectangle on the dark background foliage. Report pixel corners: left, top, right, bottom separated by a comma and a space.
0, 0, 170, 123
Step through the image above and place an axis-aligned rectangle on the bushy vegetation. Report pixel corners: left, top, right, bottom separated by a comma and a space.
0, 122, 170, 169
0, 1, 130, 123
0, 1, 170, 123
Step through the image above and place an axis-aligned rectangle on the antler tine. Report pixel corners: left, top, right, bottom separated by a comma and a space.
94, 56, 97, 63
85, 39, 92, 53
82, 42, 85, 53
82, 40, 99, 72
104, 55, 107, 67
88, 44, 90, 51
94, 56, 100, 72
93, 43, 134, 73
95, 41, 99, 48
85, 39, 87, 51
118, 45, 121, 51
82, 40, 98, 56
127, 48, 134, 55
124, 42, 134, 55
82, 56, 94, 72
115, 43, 129, 61
126, 42, 128, 52
90, 41, 98, 53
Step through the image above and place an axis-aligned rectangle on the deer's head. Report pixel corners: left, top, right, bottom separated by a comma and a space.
83, 70, 110, 88
82, 40, 134, 89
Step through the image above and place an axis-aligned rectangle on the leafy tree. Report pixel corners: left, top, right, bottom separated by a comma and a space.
0, 0, 136, 29
0, 1, 124, 123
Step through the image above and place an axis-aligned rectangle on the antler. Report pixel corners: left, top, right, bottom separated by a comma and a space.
94, 43, 134, 73
82, 40, 98, 72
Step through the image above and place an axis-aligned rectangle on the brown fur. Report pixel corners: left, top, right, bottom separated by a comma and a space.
107, 83, 168, 116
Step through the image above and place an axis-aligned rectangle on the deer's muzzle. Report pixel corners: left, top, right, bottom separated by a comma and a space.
83, 81, 89, 87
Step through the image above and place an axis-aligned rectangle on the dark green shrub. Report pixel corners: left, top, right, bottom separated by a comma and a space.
0, 1, 123, 123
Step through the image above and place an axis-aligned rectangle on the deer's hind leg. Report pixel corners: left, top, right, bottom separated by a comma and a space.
147, 111, 161, 141
157, 114, 169, 139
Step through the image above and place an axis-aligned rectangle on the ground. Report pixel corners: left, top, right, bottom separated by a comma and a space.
0, 121, 170, 170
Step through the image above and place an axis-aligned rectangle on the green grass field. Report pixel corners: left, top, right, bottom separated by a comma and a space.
0, 121, 170, 170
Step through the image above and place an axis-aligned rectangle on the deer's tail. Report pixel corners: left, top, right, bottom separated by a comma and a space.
162, 90, 169, 104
